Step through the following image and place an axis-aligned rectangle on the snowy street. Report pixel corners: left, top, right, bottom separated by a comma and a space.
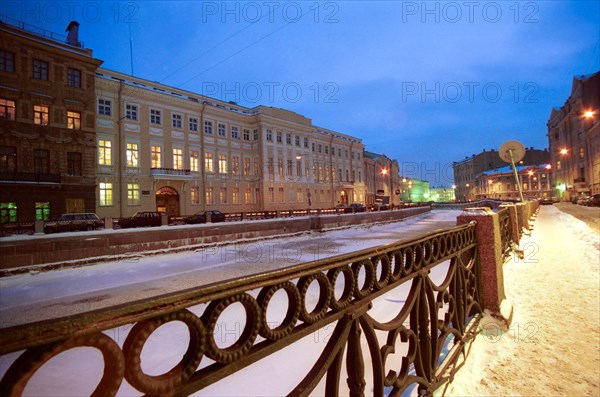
446, 204, 600, 396
0, 210, 459, 327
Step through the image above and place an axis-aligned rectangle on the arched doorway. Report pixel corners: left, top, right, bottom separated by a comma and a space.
156, 186, 179, 217
340, 190, 348, 205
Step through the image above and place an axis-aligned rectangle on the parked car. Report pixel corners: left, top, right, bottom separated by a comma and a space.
590, 194, 600, 207
540, 197, 554, 205
183, 210, 226, 224
44, 213, 103, 234
117, 211, 166, 228
577, 196, 591, 206
344, 203, 366, 213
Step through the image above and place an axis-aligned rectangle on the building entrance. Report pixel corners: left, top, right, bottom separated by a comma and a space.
156, 187, 179, 217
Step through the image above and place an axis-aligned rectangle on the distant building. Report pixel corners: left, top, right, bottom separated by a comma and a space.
399, 178, 430, 203
453, 148, 550, 202
94, 68, 366, 218
474, 164, 552, 200
547, 71, 600, 200
363, 151, 400, 206
429, 187, 456, 202
0, 19, 103, 223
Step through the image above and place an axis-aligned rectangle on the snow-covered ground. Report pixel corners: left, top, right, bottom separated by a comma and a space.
1, 206, 598, 396
445, 204, 600, 396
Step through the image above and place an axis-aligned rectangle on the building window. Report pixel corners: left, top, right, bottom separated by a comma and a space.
126, 143, 139, 167
0, 50, 15, 72
276, 131, 282, 143
172, 113, 183, 129
295, 136, 300, 146
345, 150, 348, 158
296, 188, 303, 202
219, 187, 227, 204
67, 152, 82, 176
191, 187, 200, 205
98, 139, 112, 165
268, 187, 274, 203
98, 99, 112, 116
126, 104, 138, 121
287, 160, 293, 176
67, 68, 81, 87
205, 187, 214, 205
304, 137, 309, 148
268, 157, 274, 176
556, 161, 561, 171
127, 183, 140, 205
318, 144, 322, 153
34, 105, 49, 125
278, 158, 284, 176
254, 129, 258, 141
218, 123, 226, 137
33, 59, 48, 80
296, 159, 302, 177
278, 187, 284, 203
0, 146, 16, 177
151, 146, 161, 168
33, 149, 49, 174
244, 188, 252, 204
232, 156, 239, 175
190, 151, 199, 172
0, 99, 15, 120
219, 154, 227, 174
286, 134, 292, 145
243, 157, 251, 176
338, 148, 342, 157
579, 147, 584, 159
205, 152, 214, 173
204, 120, 213, 134
266, 129, 273, 141
0, 202, 17, 224
325, 146, 328, 155
173, 148, 183, 170
99, 183, 113, 206
338, 168, 342, 181
150, 109, 161, 125
253, 157, 259, 175
243, 128, 250, 141
189, 117, 198, 131
35, 202, 51, 221
232, 188, 240, 204
67, 111, 81, 129
231, 126, 239, 139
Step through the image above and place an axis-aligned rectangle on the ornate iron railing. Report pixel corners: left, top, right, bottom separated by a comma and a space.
498, 208, 512, 262
0, 223, 481, 396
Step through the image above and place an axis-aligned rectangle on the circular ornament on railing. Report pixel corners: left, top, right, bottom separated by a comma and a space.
422, 240, 433, 266
0, 333, 124, 396
403, 247, 414, 275
202, 293, 261, 363
372, 254, 391, 290
257, 282, 301, 341
430, 237, 441, 261
390, 249, 404, 280
327, 265, 355, 310
351, 259, 375, 299
297, 273, 332, 323
123, 310, 205, 395
412, 244, 424, 270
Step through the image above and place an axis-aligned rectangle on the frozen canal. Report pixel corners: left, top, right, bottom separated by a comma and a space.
0, 210, 459, 327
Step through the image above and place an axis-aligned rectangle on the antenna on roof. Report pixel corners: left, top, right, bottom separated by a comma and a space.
128, 23, 134, 75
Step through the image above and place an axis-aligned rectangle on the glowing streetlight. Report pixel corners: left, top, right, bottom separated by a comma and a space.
295, 154, 302, 160
583, 109, 595, 119
381, 168, 388, 176
559, 148, 568, 155
545, 164, 552, 170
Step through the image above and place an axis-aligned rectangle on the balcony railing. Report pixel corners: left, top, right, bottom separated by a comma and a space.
150, 167, 191, 176
0, 171, 61, 183
0, 223, 482, 396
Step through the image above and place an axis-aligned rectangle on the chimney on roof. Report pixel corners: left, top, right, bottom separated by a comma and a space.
66, 21, 80, 46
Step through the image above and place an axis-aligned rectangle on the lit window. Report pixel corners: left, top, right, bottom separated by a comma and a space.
205, 152, 214, 172
0, 50, 15, 72
278, 187, 284, 203
232, 188, 240, 204
35, 202, 50, 221
67, 111, 81, 129
150, 109, 161, 125
243, 157, 251, 176
126, 143, 139, 167
127, 183, 140, 205
34, 105, 49, 125
0, 99, 15, 120
190, 151, 199, 172
151, 146, 161, 168
189, 117, 198, 131
126, 104, 138, 121
0, 202, 17, 224
172, 113, 183, 129
231, 156, 239, 175
67, 68, 81, 87
244, 188, 252, 204
219, 154, 227, 174
268, 187, 274, 203
99, 183, 113, 206
33, 59, 48, 80
296, 188, 303, 202
98, 99, 112, 116
98, 139, 112, 165
173, 148, 183, 170
191, 187, 200, 205
205, 187, 214, 204
219, 187, 227, 204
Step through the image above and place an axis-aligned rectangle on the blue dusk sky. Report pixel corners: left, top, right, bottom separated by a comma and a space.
4, 1, 599, 186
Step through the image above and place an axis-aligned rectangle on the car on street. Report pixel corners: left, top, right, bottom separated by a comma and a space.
183, 210, 226, 224
117, 211, 166, 228
540, 197, 554, 205
577, 196, 591, 206
44, 213, 104, 234
590, 194, 600, 207
343, 203, 366, 213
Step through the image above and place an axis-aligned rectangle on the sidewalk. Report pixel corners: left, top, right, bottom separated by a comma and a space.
446, 205, 600, 396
